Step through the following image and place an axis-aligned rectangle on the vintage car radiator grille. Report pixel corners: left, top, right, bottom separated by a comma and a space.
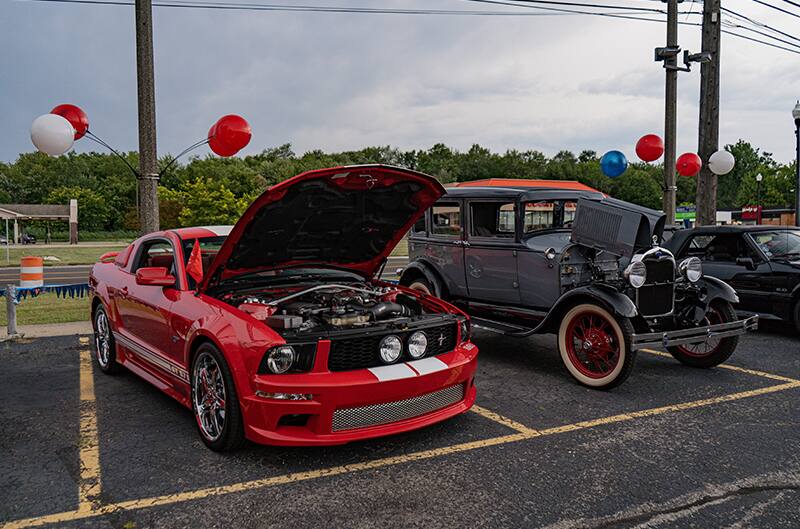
327, 322, 457, 372
636, 256, 675, 316
331, 384, 465, 431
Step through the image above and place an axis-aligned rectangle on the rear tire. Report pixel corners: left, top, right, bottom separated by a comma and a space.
557, 303, 636, 390
191, 343, 246, 452
668, 300, 739, 368
92, 305, 122, 375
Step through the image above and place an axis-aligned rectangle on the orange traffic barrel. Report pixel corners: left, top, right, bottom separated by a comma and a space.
20, 256, 44, 288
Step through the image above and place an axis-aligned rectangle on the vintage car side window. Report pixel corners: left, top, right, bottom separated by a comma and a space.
412, 214, 426, 234
133, 240, 175, 274
523, 202, 555, 233
430, 202, 462, 238
470, 202, 515, 238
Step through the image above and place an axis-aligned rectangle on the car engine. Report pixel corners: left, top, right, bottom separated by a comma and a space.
225, 284, 425, 334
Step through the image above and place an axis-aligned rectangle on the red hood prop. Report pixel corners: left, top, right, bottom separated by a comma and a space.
199, 165, 444, 291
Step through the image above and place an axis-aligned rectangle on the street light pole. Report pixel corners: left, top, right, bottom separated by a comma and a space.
793, 100, 800, 227
756, 172, 763, 224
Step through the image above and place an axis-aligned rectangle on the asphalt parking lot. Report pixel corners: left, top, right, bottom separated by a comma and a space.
2, 323, 799, 529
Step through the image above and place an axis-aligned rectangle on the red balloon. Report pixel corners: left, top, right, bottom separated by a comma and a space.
676, 152, 702, 177
50, 104, 89, 140
635, 134, 664, 162
209, 134, 238, 157
214, 114, 251, 153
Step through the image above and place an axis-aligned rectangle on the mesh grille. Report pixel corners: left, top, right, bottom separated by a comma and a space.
331, 384, 466, 431
637, 256, 675, 316
328, 323, 457, 372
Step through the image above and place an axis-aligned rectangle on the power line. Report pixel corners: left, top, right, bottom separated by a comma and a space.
775, 0, 800, 10
722, 6, 800, 43
723, 19, 800, 50
749, 0, 800, 20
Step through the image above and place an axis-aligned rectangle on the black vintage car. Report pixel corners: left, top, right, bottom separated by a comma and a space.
400, 186, 757, 389
665, 226, 800, 331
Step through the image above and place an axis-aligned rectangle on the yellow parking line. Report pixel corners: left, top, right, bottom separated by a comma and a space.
470, 404, 540, 435
641, 349, 800, 384
5, 380, 798, 529
77, 346, 101, 513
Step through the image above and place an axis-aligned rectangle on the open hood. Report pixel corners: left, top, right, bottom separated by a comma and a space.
199, 165, 445, 291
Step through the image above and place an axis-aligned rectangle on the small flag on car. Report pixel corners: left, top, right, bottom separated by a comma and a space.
187, 239, 203, 283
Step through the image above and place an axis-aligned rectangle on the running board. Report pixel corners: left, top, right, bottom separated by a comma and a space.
471, 317, 540, 338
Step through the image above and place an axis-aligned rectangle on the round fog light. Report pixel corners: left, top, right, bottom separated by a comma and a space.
379, 335, 402, 364
266, 345, 295, 374
408, 331, 428, 359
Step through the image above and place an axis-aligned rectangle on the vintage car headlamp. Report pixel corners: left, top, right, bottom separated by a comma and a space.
624, 260, 647, 289
679, 257, 703, 283
266, 345, 295, 374
379, 335, 403, 363
407, 331, 428, 359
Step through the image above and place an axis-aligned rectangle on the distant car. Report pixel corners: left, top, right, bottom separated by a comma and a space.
400, 186, 756, 390
665, 226, 800, 332
0, 235, 7, 245
20, 234, 36, 245
89, 165, 477, 451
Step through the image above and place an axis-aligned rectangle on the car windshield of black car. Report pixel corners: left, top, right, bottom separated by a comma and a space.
750, 230, 800, 259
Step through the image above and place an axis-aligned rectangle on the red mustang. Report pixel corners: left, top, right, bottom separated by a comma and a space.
89, 165, 478, 451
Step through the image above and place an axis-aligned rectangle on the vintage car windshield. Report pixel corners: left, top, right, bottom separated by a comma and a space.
750, 230, 800, 259
523, 200, 577, 234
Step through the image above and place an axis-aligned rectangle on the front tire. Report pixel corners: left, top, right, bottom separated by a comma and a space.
557, 303, 636, 390
668, 300, 739, 368
93, 305, 121, 374
191, 343, 245, 452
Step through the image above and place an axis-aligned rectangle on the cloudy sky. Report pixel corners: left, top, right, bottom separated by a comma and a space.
2, 0, 799, 164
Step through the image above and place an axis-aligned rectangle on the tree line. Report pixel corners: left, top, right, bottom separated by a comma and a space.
0, 140, 795, 235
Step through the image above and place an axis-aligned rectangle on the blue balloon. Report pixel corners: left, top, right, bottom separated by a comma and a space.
600, 150, 628, 178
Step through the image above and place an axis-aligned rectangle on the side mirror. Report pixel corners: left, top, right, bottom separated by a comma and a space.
735, 257, 756, 270
136, 267, 176, 287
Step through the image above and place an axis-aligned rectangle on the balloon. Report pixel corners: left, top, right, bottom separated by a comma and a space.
600, 150, 628, 178
50, 104, 89, 139
676, 152, 702, 177
213, 114, 251, 153
635, 134, 664, 162
30, 114, 75, 156
708, 149, 735, 176
208, 135, 238, 157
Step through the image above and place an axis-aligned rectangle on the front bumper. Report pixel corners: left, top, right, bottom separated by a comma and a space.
240, 342, 479, 446
631, 315, 758, 350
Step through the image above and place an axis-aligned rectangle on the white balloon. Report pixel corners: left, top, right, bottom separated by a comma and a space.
30, 114, 75, 156
708, 149, 735, 176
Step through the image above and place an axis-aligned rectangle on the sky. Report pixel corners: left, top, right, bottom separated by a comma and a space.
2, 0, 799, 165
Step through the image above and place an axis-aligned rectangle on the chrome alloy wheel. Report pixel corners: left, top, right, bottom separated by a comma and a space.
94, 309, 111, 368
192, 352, 227, 442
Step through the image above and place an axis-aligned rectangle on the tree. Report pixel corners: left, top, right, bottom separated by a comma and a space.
176, 177, 252, 227
46, 186, 109, 231
611, 169, 663, 210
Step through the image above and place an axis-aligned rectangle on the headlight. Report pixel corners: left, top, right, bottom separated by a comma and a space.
408, 331, 428, 359
266, 345, 295, 374
624, 260, 647, 289
679, 257, 702, 282
379, 335, 402, 363
459, 319, 470, 342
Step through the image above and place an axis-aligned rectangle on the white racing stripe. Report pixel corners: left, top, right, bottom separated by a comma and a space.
367, 363, 417, 382
407, 357, 449, 376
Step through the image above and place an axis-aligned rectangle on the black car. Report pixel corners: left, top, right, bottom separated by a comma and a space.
665, 226, 800, 331
20, 233, 36, 244
400, 186, 756, 390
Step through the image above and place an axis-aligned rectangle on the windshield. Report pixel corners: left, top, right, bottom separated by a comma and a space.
750, 231, 800, 259
182, 236, 227, 289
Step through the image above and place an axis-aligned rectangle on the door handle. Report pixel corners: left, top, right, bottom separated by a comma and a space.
119, 287, 128, 297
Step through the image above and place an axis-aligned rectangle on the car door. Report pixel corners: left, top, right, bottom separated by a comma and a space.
463, 199, 521, 304
116, 237, 178, 358
687, 232, 772, 313
422, 200, 469, 298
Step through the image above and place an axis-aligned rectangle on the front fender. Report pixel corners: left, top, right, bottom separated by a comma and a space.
698, 275, 739, 304
538, 284, 638, 333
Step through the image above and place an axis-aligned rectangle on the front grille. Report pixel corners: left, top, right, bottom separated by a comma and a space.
331, 384, 465, 431
636, 255, 675, 316
328, 323, 457, 372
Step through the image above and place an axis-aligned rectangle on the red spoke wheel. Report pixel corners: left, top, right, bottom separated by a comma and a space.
668, 300, 739, 368
558, 303, 636, 390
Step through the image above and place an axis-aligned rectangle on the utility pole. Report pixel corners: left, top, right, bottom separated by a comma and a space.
135, 0, 160, 234
662, 0, 679, 226
696, 0, 722, 226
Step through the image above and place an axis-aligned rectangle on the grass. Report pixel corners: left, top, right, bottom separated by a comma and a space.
391, 238, 408, 257
0, 292, 90, 325
0, 244, 129, 267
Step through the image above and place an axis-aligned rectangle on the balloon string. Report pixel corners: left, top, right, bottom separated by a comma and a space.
84, 131, 141, 178
158, 138, 210, 178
